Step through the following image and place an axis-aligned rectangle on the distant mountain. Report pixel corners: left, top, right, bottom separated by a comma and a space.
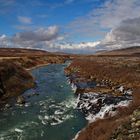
96, 46, 140, 56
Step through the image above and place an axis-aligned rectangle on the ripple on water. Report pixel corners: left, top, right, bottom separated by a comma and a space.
0, 121, 40, 140
37, 97, 77, 126
0, 63, 87, 140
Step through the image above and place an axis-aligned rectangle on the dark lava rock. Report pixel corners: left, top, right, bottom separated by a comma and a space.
76, 92, 132, 120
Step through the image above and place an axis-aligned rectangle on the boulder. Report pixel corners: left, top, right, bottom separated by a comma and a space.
16, 96, 26, 104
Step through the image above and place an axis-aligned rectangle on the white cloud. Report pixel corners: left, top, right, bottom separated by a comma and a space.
67, 0, 140, 39
0, 34, 6, 40
18, 16, 32, 24
59, 41, 100, 50
0, 34, 10, 47
0, 26, 62, 49
64, 0, 140, 52
48, 41, 101, 54
95, 0, 140, 28
0, 30, 101, 53
1, 0, 140, 53
14, 26, 59, 42
100, 17, 140, 49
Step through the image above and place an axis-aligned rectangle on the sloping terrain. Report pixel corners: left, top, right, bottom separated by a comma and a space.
0, 48, 70, 69
97, 46, 140, 56
0, 48, 70, 106
0, 61, 35, 106
0, 48, 51, 57
65, 47, 140, 140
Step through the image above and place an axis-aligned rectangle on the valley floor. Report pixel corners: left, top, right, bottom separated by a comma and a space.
0, 48, 140, 140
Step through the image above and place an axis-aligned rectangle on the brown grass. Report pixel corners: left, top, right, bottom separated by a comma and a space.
0, 61, 35, 103
65, 56, 140, 140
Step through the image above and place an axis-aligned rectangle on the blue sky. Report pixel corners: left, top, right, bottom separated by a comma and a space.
0, 0, 105, 42
0, 0, 140, 53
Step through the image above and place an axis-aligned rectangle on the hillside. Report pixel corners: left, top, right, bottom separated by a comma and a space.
0, 48, 70, 107
96, 46, 140, 56
0, 48, 52, 57
65, 50, 140, 140
0, 61, 35, 106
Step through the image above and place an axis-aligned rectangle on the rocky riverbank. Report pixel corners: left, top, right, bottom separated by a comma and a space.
110, 107, 140, 140
0, 61, 35, 107
2, 55, 69, 69
0, 49, 70, 108
65, 56, 140, 140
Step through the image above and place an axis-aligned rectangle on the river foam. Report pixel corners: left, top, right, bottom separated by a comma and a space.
75, 92, 132, 123
37, 96, 77, 126
0, 62, 87, 140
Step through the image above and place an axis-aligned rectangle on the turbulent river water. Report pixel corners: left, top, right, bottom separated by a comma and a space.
0, 62, 87, 140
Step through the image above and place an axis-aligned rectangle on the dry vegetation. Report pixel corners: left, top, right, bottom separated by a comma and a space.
65, 55, 140, 140
0, 47, 140, 139
0, 48, 70, 105
0, 61, 35, 106
96, 46, 140, 56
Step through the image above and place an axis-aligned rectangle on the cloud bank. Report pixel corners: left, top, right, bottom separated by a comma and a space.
0, 26, 62, 49
68, 0, 140, 37
0, 0, 140, 53
14, 26, 59, 42
101, 17, 140, 49
57, 0, 140, 53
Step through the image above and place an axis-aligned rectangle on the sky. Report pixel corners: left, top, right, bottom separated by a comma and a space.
0, 0, 140, 53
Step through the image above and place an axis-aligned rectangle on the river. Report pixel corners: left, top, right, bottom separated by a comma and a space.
0, 62, 87, 140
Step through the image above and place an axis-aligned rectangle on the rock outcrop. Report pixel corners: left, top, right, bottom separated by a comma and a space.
0, 61, 35, 106
0, 48, 70, 107
16, 96, 26, 105
110, 107, 140, 140
65, 56, 140, 140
